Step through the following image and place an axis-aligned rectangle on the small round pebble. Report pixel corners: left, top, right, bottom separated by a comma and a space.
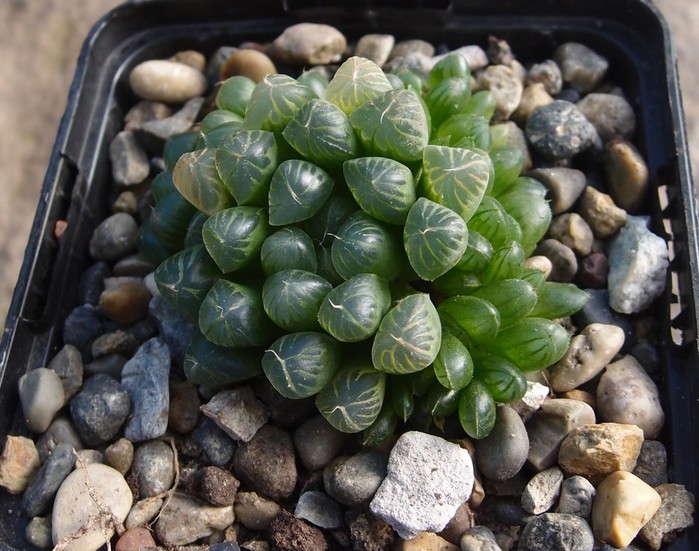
354, 33, 395, 66
604, 138, 649, 213
18, 368, 66, 433
78, 261, 110, 306
577, 93, 636, 142
475, 406, 529, 481
269, 510, 329, 551
47, 344, 83, 400
104, 438, 134, 475
578, 252, 609, 288
194, 418, 236, 467
554, 42, 609, 93
534, 238, 578, 282
323, 449, 388, 508
193, 465, 240, 507
132, 440, 175, 498
89, 212, 139, 262
220, 49, 277, 82
272, 22, 347, 65
294, 414, 348, 471
527, 167, 587, 215
115, 526, 157, 551
578, 186, 627, 239
25, 516, 52, 549
129, 59, 208, 103
234, 491, 281, 531
556, 475, 596, 518
548, 213, 594, 256
99, 280, 151, 324
526, 100, 597, 160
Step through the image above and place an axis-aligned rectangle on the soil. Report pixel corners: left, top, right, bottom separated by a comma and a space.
0, 0, 696, 334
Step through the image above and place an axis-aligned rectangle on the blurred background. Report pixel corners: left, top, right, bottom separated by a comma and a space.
0, 0, 696, 333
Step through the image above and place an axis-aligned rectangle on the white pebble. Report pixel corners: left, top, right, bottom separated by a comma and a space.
129, 59, 208, 104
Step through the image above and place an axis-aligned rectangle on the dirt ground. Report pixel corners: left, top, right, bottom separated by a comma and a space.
0, 0, 696, 333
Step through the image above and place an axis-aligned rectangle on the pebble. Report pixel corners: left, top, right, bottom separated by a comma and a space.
527, 167, 587, 215
475, 65, 523, 122
233, 424, 297, 500
385, 51, 433, 77
132, 439, 175, 498
269, 509, 329, 551
370, 431, 474, 539
323, 449, 389, 508
475, 405, 529, 481
194, 418, 236, 467
78, 261, 110, 305
525, 100, 597, 160
294, 414, 348, 471
272, 23, 346, 65
18, 368, 65, 433
439, 501, 475, 544
149, 294, 197, 367
89, 212, 139, 262
549, 323, 626, 393
115, 526, 157, 551
554, 42, 609, 93
84, 353, 128, 378
47, 344, 83, 400
548, 213, 594, 256
192, 465, 240, 506
69, 374, 131, 446
169, 379, 201, 433
577, 94, 636, 142
512, 82, 553, 124
75, 448, 103, 465
526, 59, 563, 95
136, 97, 205, 153
35, 417, 83, 462
591, 470, 662, 548
91, 329, 140, 359
556, 475, 596, 518
123, 99, 172, 131
234, 491, 281, 531
398, 532, 458, 550
558, 423, 644, 484
25, 516, 52, 549
607, 216, 669, 314
354, 34, 395, 66
518, 512, 594, 551
459, 525, 501, 551
433, 45, 489, 72
348, 512, 395, 550
170, 49, 206, 72
21, 443, 76, 517
604, 139, 649, 213
638, 483, 696, 550
578, 252, 608, 288
121, 337, 171, 442
633, 440, 668, 487
104, 438, 134, 475
510, 381, 550, 421
220, 49, 276, 82
389, 38, 435, 60
0, 435, 41, 494
572, 289, 633, 347
533, 238, 578, 282
129, 59, 208, 103
526, 398, 596, 471
596, 355, 665, 438
201, 386, 268, 443
522, 466, 565, 514
113, 252, 155, 277
98, 279, 151, 325
487, 35, 514, 65
253, 378, 318, 427
295, 491, 345, 530
124, 495, 163, 529
578, 186, 627, 239
154, 492, 235, 547
109, 130, 150, 187
51, 463, 132, 551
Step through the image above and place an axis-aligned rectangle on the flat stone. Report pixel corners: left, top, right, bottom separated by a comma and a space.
22, 443, 76, 517
201, 386, 268, 443
69, 374, 130, 447
354, 34, 395, 66
90, 329, 140, 359
272, 23, 346, 65
526, 398, 596, 471
608, 216, 669, 314
556, 475, 596, 518
109, 130, 150, 187
605, 139, 649, 213
129, 59, 207, 103
597, 355, 664, 439
370, 431, 474, 539
558, 423, 644, 484
234, 491, 281, 531
527, 167, 587, 215
526, 59, 563, 95
459, 525, 501, 551
18, 368, 66, 433
578, 186, 627, 239
633, 440, 669, 487
522, 467, 565, 514
51, 463, 132, 551
89, 212, 139, 262
154, 492, 234, 547
476, 64, 523, 122
294, 414, 348, 471
0, 435, 41, 494
548, 213, 594, 256
294, 491, 344, 530
526, 100, 597, 160
475, 405, 529, 481
35, 417, 84, 463
323, 449, 388, 508
47, 344, 83, 400
518, 512, 594, 551
550, 323, 626, 392
592, 470, 662, 548
121, 337, 171, 442
554, 42, 609, 93
639, 483, 696, 550
132, 440, 175, 498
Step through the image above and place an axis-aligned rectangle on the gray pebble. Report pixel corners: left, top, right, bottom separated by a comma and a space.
78, 261, 110, 306
206, 45, 238, 82
572, 289, 633, 345
385, 51, 433, 77
527, 167, 587, 215
639, 483, 696, 551
234, 491, 281, 531
492, 501, 533, 526
69, 374, 130, 447
90, 329, 140, 359
476, 65, 523, 122
18, 368, 65, 433
194, 418, 235, 467
526, 100, 597, 160
608, 216, 668, 314
253, 379, 318, 427
522, 467, 565, 514
22, 443, 76, 517
89, 212, 139, 262
129, 59, 208, 104
577, 93, 636, 142
294, 414, 348, 471
113, 252, 155, 277
149, 294, 197, 367
323, 449, 388, 508
354, 34, 395, 66
370, 431, 474, 539
123, 99, 172, 131
294, 491, 344, 530
121, 337, 171, 442
125, 496, 164, 529
272, 23, 347, 65
35, 417, 83, 463
132, 440, 175, 498
604, 139, 649, 213
104, 438, 134, 475
136, 97, 205, 153
554, 42, 609, 93
25, 516, 52, 549
84, 353, 128, 379
556, 475, 596, 518
201, 386, 268, 443
475, 405, 529, 481
519, 513, 594, 551
533, 238, 578, 282
110, 130, 150, 187
460, 525, 502, 551
233, 424, 297, 500
47, 344, 83, 400
526, 59, 563, 95
633, 440, 668, 488
154, 492, 234, 547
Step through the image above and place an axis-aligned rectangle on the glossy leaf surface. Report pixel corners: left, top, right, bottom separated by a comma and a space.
243, 74, 316, 133
458, 379, 496, 439
173, 148, 234, 216
183, 332, 262, 387
325, 56, 393, 114
433, 331, 474, 391
260, 226, 318, 275
202, 206, 268, 273
437, 295, 501, 344
268, 160, 335, 226
262, 269, 332, 331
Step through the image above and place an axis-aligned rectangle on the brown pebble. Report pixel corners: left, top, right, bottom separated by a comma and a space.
115, 526, 156, 551
0, 436, 41, 494
99, 280, 152, 324
168, 379, 201, 433
578, 252, 609, 288
220, 49, 277, 82
270, 510, 329, 551
170, 50, 207, 72
193, 465, 240, 506
104, 438, 134, 475
439, 501, 475, 544
605, 139, 649, 214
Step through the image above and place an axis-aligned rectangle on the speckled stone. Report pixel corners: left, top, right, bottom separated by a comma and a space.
554, 42, 609, 93
526, 59, 563, 95
476, 64, 523, 122
556, 475, 596, 518
47, 344, 83, 401
522, 467, 565, 514
526, 100, 597, 160
35, 417, 84, 463
578, 186, 627, 239
201, 386, 268, 443
633, 440, 669, 488
639, 483, 696, 551
577, 93, 636, 142
69, 374, 130, 447
518, 512, 594, 551
132, 440, 175, 498
104, 438, 134, 476
22, 442, 76, 517
154, 492, 235, 547
324, 449, 388, 508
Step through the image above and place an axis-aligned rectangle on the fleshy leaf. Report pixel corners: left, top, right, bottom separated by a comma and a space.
433, 331, 474, 391
262, 269, 332, 331
202, 206, 269, 273
437, 295, 501, 344
268, 160, 335, 226
325, 56, 394, 114
473, 352, 527, 403
173, 148, 234, 216
470, 278, 538, 329
183, 332, 262, 387
260, 227, 318, 275
458, 380, 496, 439
529, 282, 590, 319
216, 75, 256, 116
243, 74, 316, 133
468, 195, 523, 249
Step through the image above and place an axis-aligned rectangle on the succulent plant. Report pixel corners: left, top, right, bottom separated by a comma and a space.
143, 55, 588, 442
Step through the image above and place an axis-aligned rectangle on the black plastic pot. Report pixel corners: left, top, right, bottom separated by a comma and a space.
0, 0, 696, 549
